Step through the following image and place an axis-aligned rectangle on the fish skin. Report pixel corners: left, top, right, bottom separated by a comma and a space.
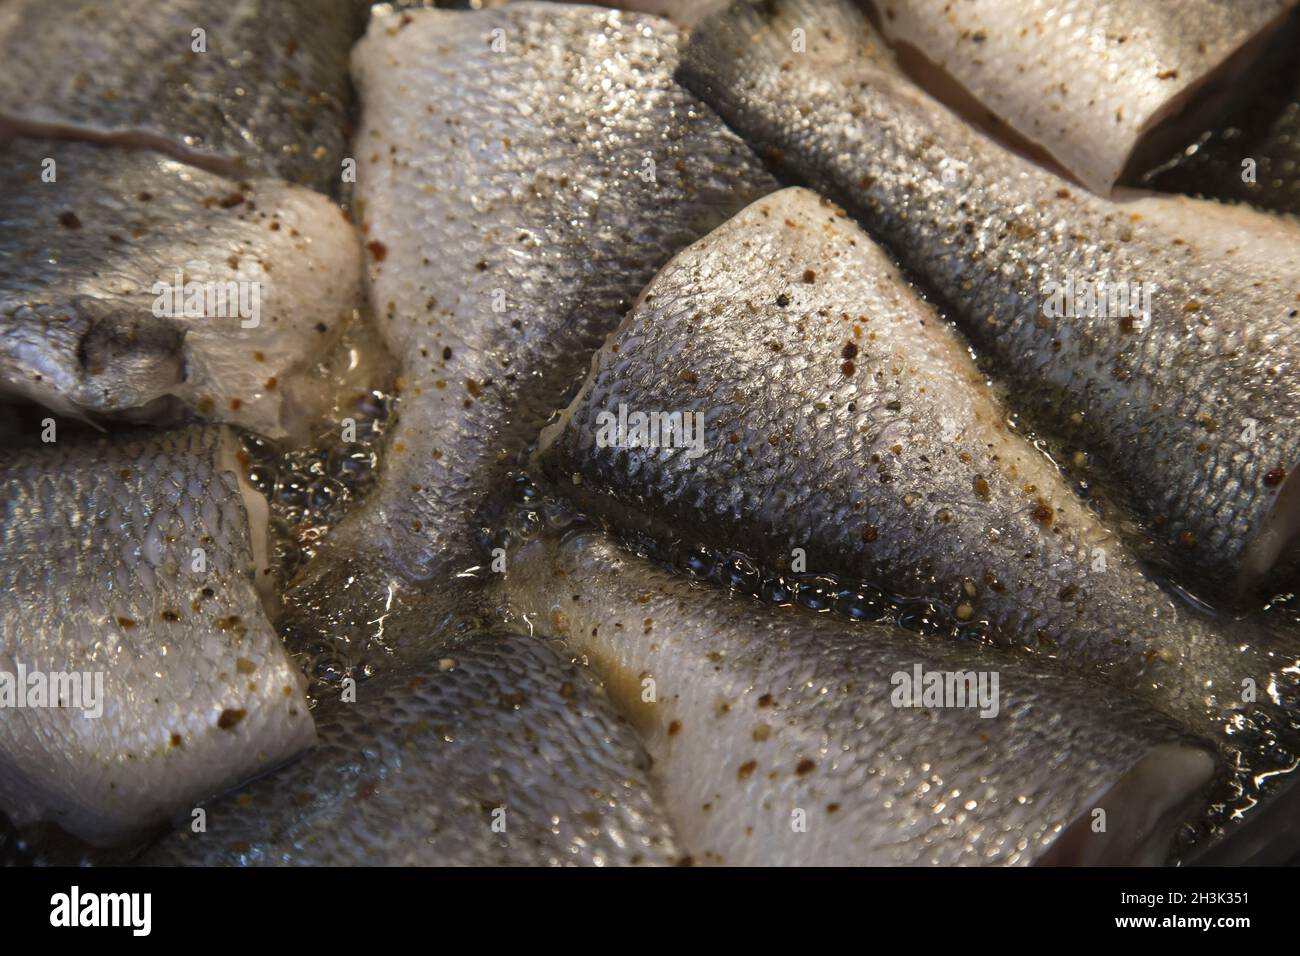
498, 530, 1216, 866
0, 426, 315, 846
284, 1, 774, 655
0, 139, 361, 440
0, 0, 362, 194
869, 0, 1299, 196
678, 0, 1300, 594
138, 631, 680, 866
534, 186, 1297, 746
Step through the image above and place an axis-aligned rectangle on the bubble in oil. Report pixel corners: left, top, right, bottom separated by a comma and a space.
793, 576, 838, 612
835, 585, 888, 622
242, 387, 394, 579
632, 534, 989, 643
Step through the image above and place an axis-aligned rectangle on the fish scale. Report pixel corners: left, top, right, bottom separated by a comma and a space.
678, 0, 1300, 596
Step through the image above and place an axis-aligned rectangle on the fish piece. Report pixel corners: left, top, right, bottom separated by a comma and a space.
1143, 49, 1300, 217
285, 2, 774, 652
498, 531, 1215, 866
679, 0, 1300, 594
0, 139, 360, 441
0, 426, 315, 846
535, 187, 1297, 752
0, 0, 362, 193
338, 1, 773, 577
868, 0, 1298, 196
139, 631, 679, 866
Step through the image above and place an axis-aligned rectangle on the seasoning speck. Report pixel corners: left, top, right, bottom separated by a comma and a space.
217, 708, 247, 730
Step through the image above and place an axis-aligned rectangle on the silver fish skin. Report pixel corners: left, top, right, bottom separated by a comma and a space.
870, 0, 1299, 196
0, 426, 315, 846
498, 531, 1216, 866
679, 0, 1300, 594
534, 186, 1297, 746
0, 139, 361, 441
285, 2, 774, 653
0, 0, 362, 194
139, 631, 679, 866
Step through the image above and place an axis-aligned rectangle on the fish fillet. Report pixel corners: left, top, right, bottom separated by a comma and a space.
869, 0, 1299, 195
140, 631, 679, 865
283, 1, 774, 654
0, 426, 315, 846
0, 139, 361, 440
499, 531, 1215, 865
